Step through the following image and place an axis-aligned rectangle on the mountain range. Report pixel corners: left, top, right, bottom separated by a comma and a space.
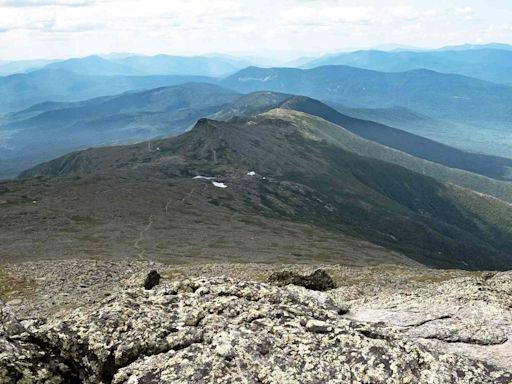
0, 83, 240, 178
0, 54, 252, 77
3, 83, 512, 184
6, 109, 512, 270
222, 65, 512, 157
0, 69, 217, 114
44, 54, 252, 77
2, 44, 512, 272
2, 57, 512, 159
222, 65, 512, 125
303, 48, 512, 85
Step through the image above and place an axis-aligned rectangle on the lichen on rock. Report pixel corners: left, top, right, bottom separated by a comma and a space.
1, 274, 511, 383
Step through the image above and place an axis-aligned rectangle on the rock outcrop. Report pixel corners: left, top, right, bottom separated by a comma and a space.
343, 271, 512, 370
268, 269, 336, 291
143, 270, 161, 290
0, 302, 76, 383
1, 271, 511, 383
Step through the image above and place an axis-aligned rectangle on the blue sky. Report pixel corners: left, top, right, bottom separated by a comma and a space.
0, 0, 511, 60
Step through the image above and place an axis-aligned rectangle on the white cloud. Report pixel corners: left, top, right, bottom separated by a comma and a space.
487, 23, 512, 33
0, 0, 95, 7
281, 5, 376, 27
423, 9, 438, 17
0, 0, 510, 60
391, 6, 421, 21
0, 6, 104, 32
453, 6, 473, 16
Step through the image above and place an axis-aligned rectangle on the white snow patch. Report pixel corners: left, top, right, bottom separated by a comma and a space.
193, 176, 214, 180
237, 74, 275, 82
247, 171, 256, 176
212, 182, 228, 189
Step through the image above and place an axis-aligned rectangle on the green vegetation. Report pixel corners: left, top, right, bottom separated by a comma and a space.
279, 97, 512, 181
265, 109, 512, 203
0, 267, 35, 301
6, 110, 512, 270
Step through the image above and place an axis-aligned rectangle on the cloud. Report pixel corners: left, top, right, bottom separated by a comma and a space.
0, 0, 94, 7
0, 6, 104, 33
0, 0, 509, 61
486, 23, 512, 33
391, 6, 421, 21
453, 6, 473, 16
281, 5, 376, 27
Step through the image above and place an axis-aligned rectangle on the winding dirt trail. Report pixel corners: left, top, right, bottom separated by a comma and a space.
133, 214, 154, 259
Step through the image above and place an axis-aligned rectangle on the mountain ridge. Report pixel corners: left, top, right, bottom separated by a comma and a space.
222, 65, 512, 124
12, 110, 512, 270
0, 69, 218, 113
302, 48, 512, 84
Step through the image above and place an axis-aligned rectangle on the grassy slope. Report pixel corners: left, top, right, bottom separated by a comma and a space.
263, 109, 512, 204
279, 96, 512, 181
0, 174, 417, 267
14, 112, 512, 270
210, 92, 512, 182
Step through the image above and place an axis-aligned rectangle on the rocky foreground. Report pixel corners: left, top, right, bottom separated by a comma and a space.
1, 260, 511, 383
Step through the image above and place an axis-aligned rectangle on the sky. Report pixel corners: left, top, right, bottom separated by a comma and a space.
0, 0, 512, 61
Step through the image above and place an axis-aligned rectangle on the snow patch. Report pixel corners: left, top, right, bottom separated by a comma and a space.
193, 176, 214, 180
212, 182, 228, 189
237, 74, 275, 82
247, 171, 256, 176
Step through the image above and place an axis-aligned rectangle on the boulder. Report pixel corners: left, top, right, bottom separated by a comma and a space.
268, 268, 336, 291
143, 270, 161, 290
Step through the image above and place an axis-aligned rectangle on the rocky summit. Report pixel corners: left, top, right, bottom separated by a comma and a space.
1, 261, 511, 383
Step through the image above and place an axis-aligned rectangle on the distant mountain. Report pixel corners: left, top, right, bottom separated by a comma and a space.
302, 48, 512, 84
437, 43, 512, 51
0, 59, 57, 76
44, 55, 140, 76
16, 110, 512, 270
326, 103, 455, 135
0, 83, 239, 178
369, 43, 426, 51
222, 66, 512, 123
0, 69, 217, 113
4, 83, 512, 186
40, 54, 252, 77
112, 54, 251, 77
